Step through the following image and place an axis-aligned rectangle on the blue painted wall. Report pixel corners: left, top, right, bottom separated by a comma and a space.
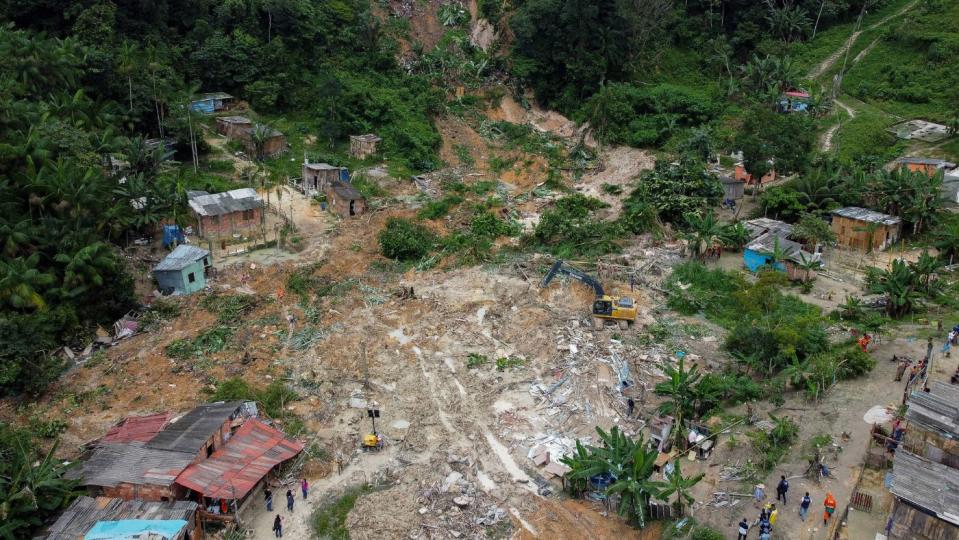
190, 99, 215, 114
744, 249, 786, 273
154, 261, 206, 295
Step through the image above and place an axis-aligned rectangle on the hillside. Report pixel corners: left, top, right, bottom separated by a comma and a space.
3, 1, 959, 540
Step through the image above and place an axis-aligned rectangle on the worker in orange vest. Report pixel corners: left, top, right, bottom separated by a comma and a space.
823, 492, 837, 526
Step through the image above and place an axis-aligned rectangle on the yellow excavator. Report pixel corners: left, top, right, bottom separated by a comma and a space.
541, 260, 637, 329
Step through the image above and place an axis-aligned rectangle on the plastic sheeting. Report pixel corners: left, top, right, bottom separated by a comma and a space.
85, 519, 187, 539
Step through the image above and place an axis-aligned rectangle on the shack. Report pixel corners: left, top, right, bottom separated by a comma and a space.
188, 188, 263, 238
777, 90, 811, 113
902, 382, 959, 468
153, 245, 211, 295
895, 156, 956, 177
215, 116, 252, 139
325, 179, 366, 218
744, 232, 819, 280
72, 402, 249, 502
302, 161, 348, 195
887, 451, 959, 540
720, 175, 745, 201
249, 125, 287, 158
41, 496, 201, 540
830, 207, 901, 252
349, 134, 382, 159
190, 92, 234, 114
744, 218, 793, 240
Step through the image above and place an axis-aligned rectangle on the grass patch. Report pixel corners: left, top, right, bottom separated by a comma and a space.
312, 485, 379, 540
209, 377, 298, 420
200, 294, 259, 323
165, 324, 234, 359
834, 107, 903, 163
466, 353, 489, 369
418, 195, 464, 219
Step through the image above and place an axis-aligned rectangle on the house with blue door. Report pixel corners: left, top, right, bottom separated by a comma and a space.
153, 245, 211, 295
189, 92, 234, 114
744, 232, 820, 281
301, 161, 349, 196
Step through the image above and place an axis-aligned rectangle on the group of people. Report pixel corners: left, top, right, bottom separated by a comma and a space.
740, 476, 836, 538
268, 478, 309, 537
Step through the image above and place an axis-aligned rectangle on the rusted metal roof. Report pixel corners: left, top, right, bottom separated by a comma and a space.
175, 418, 304, 500
101, 412, 173, 445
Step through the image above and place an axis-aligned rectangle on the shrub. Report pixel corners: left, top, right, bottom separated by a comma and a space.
210, 377, 298, 419
691, 527, 726, 540
531, 194, 623, 257
379, 218, 436, 261
418, 195, 464, 219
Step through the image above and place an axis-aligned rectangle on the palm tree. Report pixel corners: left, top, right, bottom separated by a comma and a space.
116, 41, 138, 112
934, 220, 959, 264
655, 458, 704, 516
250, 124, 271, 162
910, 250, 943, 295
0, 439, 80, 538
720, 222, 751, 252
0, 253, 55, 311
683, 212, 724, 261
796, 252, 820, 283
655, 357, 701, 447
839, 294, 865, 320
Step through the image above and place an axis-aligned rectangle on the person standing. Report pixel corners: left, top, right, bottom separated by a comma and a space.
626, 398, 635, 418
776, 475, 789, 505
758, 519, 772, 540
265, 488, 273, 511
823, 492, 837, 526
737, 517, 749, 540
768, 504, 779, 527
286, 489, 294, 512
799, 492, 811, 521
273, 515, 283, 538
753, 483, 766, 507
895, 358, 909, 381
301, 478, 309, 500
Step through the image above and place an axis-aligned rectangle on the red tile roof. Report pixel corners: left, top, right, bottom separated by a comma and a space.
101, 413, 173, 444
174, 419, 304, 500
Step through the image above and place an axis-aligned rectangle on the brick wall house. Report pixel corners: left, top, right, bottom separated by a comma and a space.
325, 179, 366, 217
188, 188, 264, 238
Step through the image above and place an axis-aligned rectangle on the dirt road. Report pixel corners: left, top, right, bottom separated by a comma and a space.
821, 100, 856, 152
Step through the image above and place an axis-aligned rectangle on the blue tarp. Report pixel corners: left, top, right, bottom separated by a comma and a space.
339, 168, 350, 182
162, 224, 185, 248
85, 519, 188, 540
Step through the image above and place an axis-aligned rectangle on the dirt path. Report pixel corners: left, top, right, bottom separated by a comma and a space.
821, 100, 856, 152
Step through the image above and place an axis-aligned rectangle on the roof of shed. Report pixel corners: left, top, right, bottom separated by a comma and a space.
720, 175, 743, 185
744, 218, 793, 239
304, 162, 342, 171
196, 92, 233, 101
146, 401, 244, 454
350, 134, 382, 142
42, 496, 197, 540
70, 443, 195, 488
101, 413, 173, 445
329, 179, 363, 200
746, 232, 817, 264
832, 206, 901, 225
906, 381, 959, 438
154, 245, 210, 272
188, 188, 262, 217
216, 116, 251, 124
890, 451, 959, 525
896, 156, 956, 167
174, 419, 304, 500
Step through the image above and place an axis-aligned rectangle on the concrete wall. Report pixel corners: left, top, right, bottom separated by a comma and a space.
831, 215, 900, 251
196, 208, 262, 238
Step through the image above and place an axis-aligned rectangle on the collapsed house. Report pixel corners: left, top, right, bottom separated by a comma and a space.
214, 116, 287, 157
188, 188, 263, 238
40, 496, 201, 540
830, 207, 901, 252
70, 401, 303, 525
349, 134, 382, 159
886, 382, 959, 540
153, 245, 212, 295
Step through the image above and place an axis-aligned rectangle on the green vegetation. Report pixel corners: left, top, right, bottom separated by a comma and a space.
749, 414, 800, 471
312, 484, 380, 540
466, 353, 490, 369
530, 194, 623, 258
209, 378, 298, 422
378, 218, 437, 262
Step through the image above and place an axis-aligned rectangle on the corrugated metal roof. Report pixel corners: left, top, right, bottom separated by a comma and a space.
174, 418, 304, 500
154, 245, 210, 272
744, 218, 793, 239
188, 188, 262, 217
304, 162, 342, 171
101, 413, 173, 445
196, 92, 233, 101
907, 381, 959, 438
71, 443, 195, 488
896, 156, 956, 167
890, 451, 959, 525
330, 180, 362, 200
217, 116, 251, 125
146, 401, 244, 454
42, 496, 197, 540
832, 206, 901, 225
350, 134, 382, 142
746, 232, 818, 264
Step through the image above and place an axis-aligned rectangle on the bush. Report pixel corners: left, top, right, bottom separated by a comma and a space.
418, 195, 464, 219
691, 527, 726, 540
210, 377, 298, 420
379, 218, 436, 261
531, 194, 623, 257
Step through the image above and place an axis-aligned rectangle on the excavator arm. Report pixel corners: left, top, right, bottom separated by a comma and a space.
540, 260, 605, 298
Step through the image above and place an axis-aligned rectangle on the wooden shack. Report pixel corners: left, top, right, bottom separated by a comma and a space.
302, 162, 347, 195
215, 116, 252, 139
720, 175, 745, 201
887, 451, 959, 540
349, 134, 382, 159
325, 179, 366, 217
830, 207, 901, 252
902, 382, 959, 468
187, 188, 263, 238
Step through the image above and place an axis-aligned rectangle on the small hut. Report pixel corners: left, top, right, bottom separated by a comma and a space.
153, 245, 211, 295
215, 116, 253, 139
830, 207, 901, 252
349, 134, 382, 159
720, 175, 745, 201
302, 162, 348, 195
190, 92, 234, 114
325, 179, 366, 217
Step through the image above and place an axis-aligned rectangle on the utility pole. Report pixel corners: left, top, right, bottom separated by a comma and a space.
361, 342, 369, 389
